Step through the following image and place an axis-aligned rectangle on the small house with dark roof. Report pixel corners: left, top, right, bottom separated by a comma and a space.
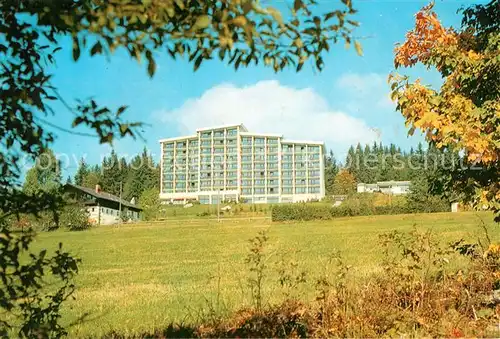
63, 183, 142, 225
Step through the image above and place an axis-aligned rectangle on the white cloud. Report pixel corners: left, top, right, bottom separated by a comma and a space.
335, 72, 394, 110
156, 80, 379, 153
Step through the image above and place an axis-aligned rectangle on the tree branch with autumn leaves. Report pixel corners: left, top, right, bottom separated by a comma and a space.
389, 1, 499, 221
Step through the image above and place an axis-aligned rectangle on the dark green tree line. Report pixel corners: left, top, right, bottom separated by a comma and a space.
73, 147, 159, 203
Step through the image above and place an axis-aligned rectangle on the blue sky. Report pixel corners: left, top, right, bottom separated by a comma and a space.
42, 1, 474, 177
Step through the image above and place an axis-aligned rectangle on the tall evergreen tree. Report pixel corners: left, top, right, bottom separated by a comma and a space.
124, 148, 158, 202
324, 150, 339, 195
74, 158, 89, 186
345, 145, 359, 182
100, 150, 122, 196
358, 144, 373, 183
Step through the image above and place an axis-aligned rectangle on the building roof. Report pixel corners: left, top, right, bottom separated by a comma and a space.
196, 123, 248, 132
158, 135, 197, 143
64, 183, 142, 210
358, 181, 411, 187
281, 139, 325, 146
158, 124, 325, 146
377, 181, 411, 186
358, 183, 378, 188
239, 132, 283, 138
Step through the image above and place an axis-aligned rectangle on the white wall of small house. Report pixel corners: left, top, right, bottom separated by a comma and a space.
86, 206, 140, 225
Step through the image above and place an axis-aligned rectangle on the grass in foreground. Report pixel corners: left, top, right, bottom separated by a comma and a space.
30, 212, 498, 337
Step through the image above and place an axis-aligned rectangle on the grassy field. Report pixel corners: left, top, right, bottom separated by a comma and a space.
29, 212, 497, 337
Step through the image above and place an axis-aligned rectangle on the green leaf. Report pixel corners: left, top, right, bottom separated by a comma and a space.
325, 11, 337, 22
147, 56, 156, 77
193, 15, 211, 30
294, 38, 303, 48
232, 16, 247, 27
117, 106, 128, 116
174, 0, 184, 9
354, 41, 363, 56
235, 54, 243, 70
294, 0, 304, 12
90, 41, 102, 56
194, 55, 203, 71
347, 19, 359, 27
218, 48, 226, 61
72, 36, 80, 61
296, 60, 304, 72
316, 56, 323, 71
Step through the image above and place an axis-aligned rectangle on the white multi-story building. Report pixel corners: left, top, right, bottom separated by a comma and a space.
159, 124, 325, 204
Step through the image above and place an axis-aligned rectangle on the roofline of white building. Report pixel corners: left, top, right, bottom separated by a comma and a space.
239, 132, 283, 138
281, 139, 325, 146
158, 126, 325, 146
196, 123, 248, 132
158, 135, 197, 143
358, 181, 411, 186
376, 181, 411, 185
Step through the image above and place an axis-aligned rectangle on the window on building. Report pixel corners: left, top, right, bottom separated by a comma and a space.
242, 171, 252, 178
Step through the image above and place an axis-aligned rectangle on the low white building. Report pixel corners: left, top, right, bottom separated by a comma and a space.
357, 181, 411, 195
64, 184, 142, 225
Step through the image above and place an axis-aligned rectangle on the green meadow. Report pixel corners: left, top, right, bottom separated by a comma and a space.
30, 212, 497, 337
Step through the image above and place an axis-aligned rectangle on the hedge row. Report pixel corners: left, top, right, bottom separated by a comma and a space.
271, 204, 333, 222
271, 202, 448, 222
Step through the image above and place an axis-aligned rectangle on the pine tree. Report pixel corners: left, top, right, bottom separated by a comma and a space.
353, 143, 364, 182
345, 146, 358, 181
324, 150, 339, 195
100, 150, 122, 195
124, 148, 158, 202
360, 144, 372, 183
74, 158, 89, 186
82, 171, 101, 189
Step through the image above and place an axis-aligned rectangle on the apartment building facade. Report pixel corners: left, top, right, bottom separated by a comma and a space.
159, 124, 325, 204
